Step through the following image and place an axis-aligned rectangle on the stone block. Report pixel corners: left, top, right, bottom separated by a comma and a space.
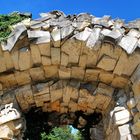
86, 28, 101, 48
61, 25, 74, 39
84, 69, 100, 81
22, 86, 34, 105
34, 93, 50, 107
61, 52, 69, 66
132, 80, 140, 102
0, 74, 17, 89
71, 67, 85, 80
62, 39, 82, 64
58, 67, 71, 79
0, 124, 14, 139
16, 90, 30, 111
63, 87, 71, 104
51, 27, 61, 47
15, 71, 31, 86
127, 98, 136, 109
127, 29, 140, 38
97, 55, 116, 71
98, 43, 122, 60
79, 54, 87, 68
51, 47, 60, 65
74, 27, 92, 41
114, 51, 140, 76
131, 120, 140, 135
38, 43, 51, 56
29, 67, 45, 81
95, 83, 114, 97
99, 71, 114, 84
44, 65, 58, 78
131, 64, 140, 83
68, 101, 78, 112
118, 124, 130, 137
50, 89, 63, 102
4, 51, 14, 70
119, 35, 138, 54
19, 51, 32, 71
78, 97, 88, 112
113, 109, 132, 125
50, 100, 60, 112
30, 44, 41, 65
42, 56, 51, 65
111, 76, 129, 88
11, 51, 19, 70
0, 56, 6, 73
81, 46, 99, 67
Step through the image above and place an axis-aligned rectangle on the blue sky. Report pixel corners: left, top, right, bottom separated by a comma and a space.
0, 0, 140, 22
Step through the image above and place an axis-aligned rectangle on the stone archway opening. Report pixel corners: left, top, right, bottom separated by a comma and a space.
23, 108, 102, 140
0, 11, 140, 140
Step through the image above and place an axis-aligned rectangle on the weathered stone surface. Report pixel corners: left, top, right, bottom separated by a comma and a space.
4, 51, 14, 70
97, 55, 116, 71
71, 67, 85, 80
44, 65, 58, 78
30, 44, 41, 65
131, 64, 140, 83
58, 67, 71, 79
119, 35, 138, 54
111, 76, 129, 88
114, 51, 140, 76
99, 71, 114, 84
79, 54, 87, 68
41, 56, 51, 65
95, 83, 114, 97
74, 27, 92, 41
61, 52, 69, 66
127, 98, 136, 109
11, 51, 19, 70
132, 80, 140, 102
50, 89, 63, 102
98, 43, 122, 60
0, 74, 17, 89
113, 109, 132, 125
51, 27, 61, 47
0, 56, 6, 72
86, 28, 101, 48
19, 51, 32, 71
38, 43, 50, 56
51, 47, 60, 65
62, 39, 82, 64
29, 67, 45, 81
84, 69, 100, 81
15, 71, 31, 86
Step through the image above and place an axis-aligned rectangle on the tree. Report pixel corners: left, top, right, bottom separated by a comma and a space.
41, 126, 83, 140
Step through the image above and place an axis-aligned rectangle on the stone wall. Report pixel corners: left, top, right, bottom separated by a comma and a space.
0, 11, 140, 139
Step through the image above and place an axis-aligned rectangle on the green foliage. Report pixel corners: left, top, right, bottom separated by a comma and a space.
41, 126, 83, 140
0, 12, 29, 42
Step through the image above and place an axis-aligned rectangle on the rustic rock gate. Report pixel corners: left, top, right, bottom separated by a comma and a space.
0, 11, 140, 140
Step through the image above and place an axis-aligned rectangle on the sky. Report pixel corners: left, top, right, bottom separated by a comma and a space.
0, 0, 140, 22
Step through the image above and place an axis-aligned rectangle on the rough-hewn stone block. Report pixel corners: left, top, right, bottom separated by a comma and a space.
29, 67, 45, 81
71, 67, 85, 80
51, 47, 60, 65
97, 56, 116, 71
44, 65, 58, 78
19, 51, 32, 71
30, 44, 41, 65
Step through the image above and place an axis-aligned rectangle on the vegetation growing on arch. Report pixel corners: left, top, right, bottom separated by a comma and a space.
0, 12, 30, 42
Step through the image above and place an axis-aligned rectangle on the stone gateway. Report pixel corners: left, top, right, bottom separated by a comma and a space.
0, 11, 140, 140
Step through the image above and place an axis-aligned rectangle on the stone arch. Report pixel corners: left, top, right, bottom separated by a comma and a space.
0, 11, 140, 140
